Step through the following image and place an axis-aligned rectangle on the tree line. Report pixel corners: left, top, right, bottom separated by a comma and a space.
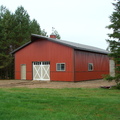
0, 5, 60, 79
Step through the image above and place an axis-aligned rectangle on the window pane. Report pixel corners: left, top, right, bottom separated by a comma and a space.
88, 63, 93, 71
61, 64, 65, 70
57, 64, 61, 70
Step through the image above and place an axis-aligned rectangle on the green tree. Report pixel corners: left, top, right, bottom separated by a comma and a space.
41, 29, 48, 36
105, 0, 120, 87
30, 19, 41, 34
0, 6, 14, 78
13, 6, 31, 47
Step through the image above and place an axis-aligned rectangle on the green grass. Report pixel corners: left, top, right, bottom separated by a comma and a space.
0, 88, 120, 120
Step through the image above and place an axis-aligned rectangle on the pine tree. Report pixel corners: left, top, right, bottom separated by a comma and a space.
13, 6, 31, 47
0, 6, 14, 78
41, 29, 48, 36
105, 0, 120, 86
30, 19, 41, 34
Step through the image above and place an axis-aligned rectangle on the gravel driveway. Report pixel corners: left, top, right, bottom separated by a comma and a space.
0, 79, 116, 88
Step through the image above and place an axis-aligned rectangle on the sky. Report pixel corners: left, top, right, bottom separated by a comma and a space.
1, 0, 115, 50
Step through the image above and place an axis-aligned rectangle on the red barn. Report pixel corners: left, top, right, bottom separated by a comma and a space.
11, 34, 109, 82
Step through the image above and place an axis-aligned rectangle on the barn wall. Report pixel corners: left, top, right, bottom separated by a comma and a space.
15, 39, 74, 81
74, 50, 109, 81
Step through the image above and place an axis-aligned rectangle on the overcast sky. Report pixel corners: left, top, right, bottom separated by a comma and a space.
1, 0, 115, 49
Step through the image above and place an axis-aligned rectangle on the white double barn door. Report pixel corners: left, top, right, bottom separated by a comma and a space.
33, 61, 50, 80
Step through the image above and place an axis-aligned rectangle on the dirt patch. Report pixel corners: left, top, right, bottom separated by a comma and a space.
0, 79, 116, 88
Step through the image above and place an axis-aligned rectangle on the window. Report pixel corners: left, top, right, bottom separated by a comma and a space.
33, 61, 50, 65
56, 63, 65, 71
88, 63, 93, 71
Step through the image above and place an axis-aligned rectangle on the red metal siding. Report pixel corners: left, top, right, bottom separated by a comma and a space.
74, 50, 109, 81
15, 39, 74, 81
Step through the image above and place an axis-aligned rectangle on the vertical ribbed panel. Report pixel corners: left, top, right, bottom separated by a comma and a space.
74, 50, 109, 81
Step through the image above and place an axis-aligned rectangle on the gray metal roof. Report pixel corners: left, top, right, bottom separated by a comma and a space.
11, 34, 108, 54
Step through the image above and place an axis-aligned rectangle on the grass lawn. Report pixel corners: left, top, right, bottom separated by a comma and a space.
0, 88, 120, 120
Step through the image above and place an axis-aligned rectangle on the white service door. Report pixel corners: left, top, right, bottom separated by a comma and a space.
33, 62, 50, 80
109, 60, 115, 77
21, 64, 26, 80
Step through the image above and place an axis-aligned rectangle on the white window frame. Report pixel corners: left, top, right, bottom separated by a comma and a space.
56, 63, 66, 71
88, 63, 94, 71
